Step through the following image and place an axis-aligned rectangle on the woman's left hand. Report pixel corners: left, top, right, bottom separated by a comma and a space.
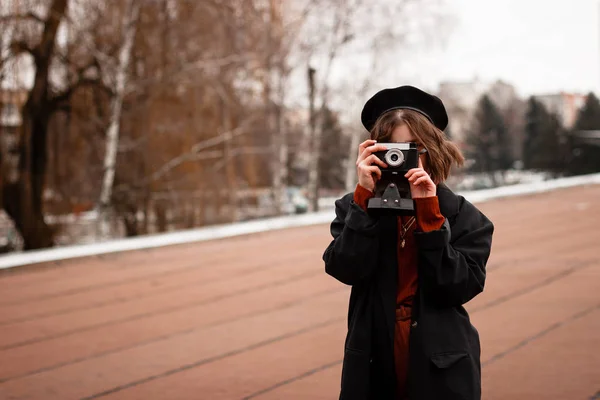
405, 158, 436, 198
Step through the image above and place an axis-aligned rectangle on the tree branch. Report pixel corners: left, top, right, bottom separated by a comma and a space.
50, 56, 109, 107
125, 52, 257, 96
50, 76, 109, 108
145, 123, 250, 182
37, 0, 68, 63
113, 116, 259, 194
9, 40, 34, 56
211, 147, 273, 173
0, 12, 44, 24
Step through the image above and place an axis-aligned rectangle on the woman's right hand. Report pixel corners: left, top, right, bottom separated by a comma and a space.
356, 139, 388, 192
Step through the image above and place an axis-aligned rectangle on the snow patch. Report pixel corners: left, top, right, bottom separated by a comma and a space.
2, 173, 599, 270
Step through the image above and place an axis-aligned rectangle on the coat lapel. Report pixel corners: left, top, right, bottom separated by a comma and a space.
375, 215, 399, 348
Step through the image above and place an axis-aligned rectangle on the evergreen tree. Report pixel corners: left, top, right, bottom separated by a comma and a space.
568, 93, 600, 175
465, 95, 513, 173
574, 93, 600, 130
502, 98, 527, 167
547, 113, 567, 176
318, 107, 350, 190
523, 97, 564, 175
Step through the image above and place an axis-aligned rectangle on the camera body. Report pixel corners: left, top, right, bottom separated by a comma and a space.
368, 142, 419, 216
373, 142, 419, 174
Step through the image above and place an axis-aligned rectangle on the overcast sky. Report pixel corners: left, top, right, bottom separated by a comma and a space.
411, 0, 600, 97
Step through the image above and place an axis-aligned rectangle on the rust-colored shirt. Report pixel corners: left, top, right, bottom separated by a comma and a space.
395, 195, 445, 305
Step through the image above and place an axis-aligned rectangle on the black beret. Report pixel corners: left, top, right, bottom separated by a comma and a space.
360, 85, 449, 132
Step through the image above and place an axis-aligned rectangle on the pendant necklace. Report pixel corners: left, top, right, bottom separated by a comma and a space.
400, 216, 416, 249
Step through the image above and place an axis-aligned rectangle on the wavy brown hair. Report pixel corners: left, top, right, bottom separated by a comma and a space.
370, 109, 464, 184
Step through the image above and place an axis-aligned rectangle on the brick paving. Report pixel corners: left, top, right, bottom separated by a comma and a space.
0, 185, 599, 400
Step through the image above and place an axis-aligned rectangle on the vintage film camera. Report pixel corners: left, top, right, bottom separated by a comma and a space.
367, 142, 419, 216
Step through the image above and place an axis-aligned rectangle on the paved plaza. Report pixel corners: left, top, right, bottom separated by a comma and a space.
0, 185, 599, 399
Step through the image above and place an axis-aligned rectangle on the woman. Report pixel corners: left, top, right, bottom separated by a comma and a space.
323, 85, 494, 400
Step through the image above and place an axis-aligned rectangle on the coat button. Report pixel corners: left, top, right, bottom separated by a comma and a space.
411, 321, 418, 328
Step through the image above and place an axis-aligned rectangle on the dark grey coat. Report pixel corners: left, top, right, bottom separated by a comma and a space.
323, 184, 494, 400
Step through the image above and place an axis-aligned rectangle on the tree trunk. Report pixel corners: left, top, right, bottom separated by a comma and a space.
273, 87, 288, 211
98, 0, 141, 239
3, 107, 55, 250
306, 66, 318, 212
345, 128, 361, 192
155, 201, 167, 232
121, 209, 138, 237
268, 0, 287, 215
1, 0, 68, 250
221, 96, 237, 223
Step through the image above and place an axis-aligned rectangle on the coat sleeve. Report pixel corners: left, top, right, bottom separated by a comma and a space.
322, 193, 381, 285
414, 197, 494, 307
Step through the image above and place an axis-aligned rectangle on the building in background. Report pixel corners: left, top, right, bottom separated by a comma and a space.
437, 78, 519, 146
534, 92, 587, 129
437, 78, 488, 145
486, 80, 520, 111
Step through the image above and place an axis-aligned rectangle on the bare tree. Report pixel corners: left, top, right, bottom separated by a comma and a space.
0, 0, 453, 250
1, 0, 69, 249
295, 0, 452, 208
303, 0, 357, 211
97, 0, 141, 238
267, 0, 288, 215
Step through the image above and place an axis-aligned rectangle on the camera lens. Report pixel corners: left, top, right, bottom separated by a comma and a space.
384, 148, 404, 167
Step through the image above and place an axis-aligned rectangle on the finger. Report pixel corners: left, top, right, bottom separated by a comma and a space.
408, 172, 427, 183
361, 144, 389, 160
405, 167, 423, 175
409, 171, 430, 184
405, 168, 424, 178
361, 154, 387, 168
360, 165, 381, 181
360, 139, 377, 148
359, 163, 381, 175
412, 176, 431, 186
358, 139, 377, 157
357, 145, 373, 164
367, 166, 382, 180
370, 154, 388, 168
418, 156, 424, 169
